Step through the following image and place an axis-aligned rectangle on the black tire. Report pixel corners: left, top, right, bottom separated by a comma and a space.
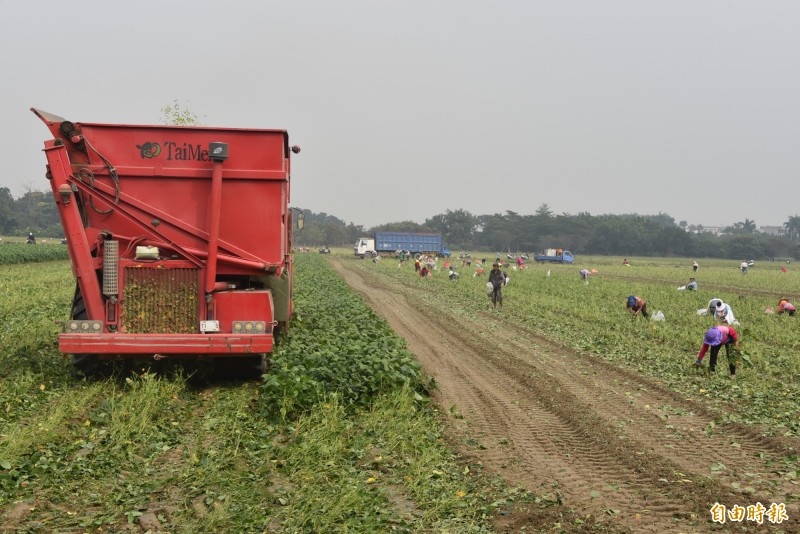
70, 285, 101, 377
256, 353, 269, 375
213, 354, 268, 380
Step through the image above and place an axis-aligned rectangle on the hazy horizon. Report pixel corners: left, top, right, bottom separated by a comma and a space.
2, 1, 798, 230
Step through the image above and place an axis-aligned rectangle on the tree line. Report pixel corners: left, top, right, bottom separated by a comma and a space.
295, 204, 800, 260
2, 187, 798, 260
0, 187, 63, 238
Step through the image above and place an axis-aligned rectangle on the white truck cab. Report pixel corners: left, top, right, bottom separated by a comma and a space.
354, 237, 376, 258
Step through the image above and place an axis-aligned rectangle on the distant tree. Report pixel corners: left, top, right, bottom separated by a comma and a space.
370, 221, 430, 233
298, 223, 327, 246
726, 235, 765, 259
784, 215, 800, 241
346, 222, 365, 242
425, 209, 476, 248
534, 203, 553, 218
725, 218, 757, 235
641, 212, 677, 227
0, 187, 17, 234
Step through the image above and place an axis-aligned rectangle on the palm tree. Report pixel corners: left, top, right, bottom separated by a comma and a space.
784, 215, 800, 241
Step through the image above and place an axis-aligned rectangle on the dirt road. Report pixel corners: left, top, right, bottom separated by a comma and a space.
329, 257, 799, 533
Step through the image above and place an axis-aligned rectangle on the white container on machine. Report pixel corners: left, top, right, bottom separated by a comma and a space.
135, 246, 159, 260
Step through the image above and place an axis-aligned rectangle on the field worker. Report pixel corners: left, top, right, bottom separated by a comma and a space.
740, 260, 749, 274
419, 265, 429, 277
677, 277, 698, 291
695, 325, 739, 377
626, 295, 649, 319
516, 255, 525, 269
623, 258, 630, 266
448, 268, 459, 281
488, 263, 508, 308
711, 299, 738, 325
692, 260, 699, 273
777, 298, 796, 316
579, 268, 590, 281
414, 258, 421, 273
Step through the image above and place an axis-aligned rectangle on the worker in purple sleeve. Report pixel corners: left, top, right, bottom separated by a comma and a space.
695, 325, 739, 378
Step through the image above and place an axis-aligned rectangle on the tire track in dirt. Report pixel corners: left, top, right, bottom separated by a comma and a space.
329, 257, 800, 533
480, 317, 799, 509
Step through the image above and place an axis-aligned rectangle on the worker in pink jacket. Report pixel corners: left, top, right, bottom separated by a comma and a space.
695, 325, 739, 377
777, 298, 796, 316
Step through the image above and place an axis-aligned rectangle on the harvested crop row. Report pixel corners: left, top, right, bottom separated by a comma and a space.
0, 244, 69, 265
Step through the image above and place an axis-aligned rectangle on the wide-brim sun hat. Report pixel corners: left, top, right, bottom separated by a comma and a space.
704, 327, 724, 346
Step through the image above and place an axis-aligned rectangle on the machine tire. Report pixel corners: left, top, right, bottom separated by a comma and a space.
214, 354, 268, 379
69, 286, 101, 377
256, 353, 269, 375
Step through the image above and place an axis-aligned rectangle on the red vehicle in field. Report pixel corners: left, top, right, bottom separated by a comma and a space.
33, 108, 302, 375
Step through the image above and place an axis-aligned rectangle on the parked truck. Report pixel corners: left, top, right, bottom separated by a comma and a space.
33, 108, 302, 375
354, 232, 451, 259
534, 248, 574, 264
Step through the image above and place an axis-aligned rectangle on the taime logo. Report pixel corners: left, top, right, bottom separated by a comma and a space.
136, 142, 210, 161
136, 142, 161, 159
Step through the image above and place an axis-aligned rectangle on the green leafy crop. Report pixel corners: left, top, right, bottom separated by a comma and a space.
260, 254, 422, 416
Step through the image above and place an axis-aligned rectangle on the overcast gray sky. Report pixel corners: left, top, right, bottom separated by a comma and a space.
2, 1, 798, 230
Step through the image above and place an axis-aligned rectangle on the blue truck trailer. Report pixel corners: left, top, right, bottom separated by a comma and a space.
534, 248, 574, 264
355, 232, 451, 258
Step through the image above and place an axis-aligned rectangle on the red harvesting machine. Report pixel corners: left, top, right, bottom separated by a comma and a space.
32, 108, 302, 375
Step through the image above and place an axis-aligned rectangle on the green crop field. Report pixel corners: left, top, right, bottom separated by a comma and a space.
0, 255, 531, 532
354, 253, 800, 437
0, 243, 69, 265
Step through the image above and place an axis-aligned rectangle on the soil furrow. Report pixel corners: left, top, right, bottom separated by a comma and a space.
329, 258, 799, 532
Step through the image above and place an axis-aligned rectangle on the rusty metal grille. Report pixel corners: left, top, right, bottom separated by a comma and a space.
121, 267, 199, 334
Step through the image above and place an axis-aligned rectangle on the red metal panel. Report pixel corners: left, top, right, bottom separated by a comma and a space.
34, 111, 291, 270
213, 291, 274, 333
42, 141, 105, 320
59, 334, 272, 354
78, 124, 288, 178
